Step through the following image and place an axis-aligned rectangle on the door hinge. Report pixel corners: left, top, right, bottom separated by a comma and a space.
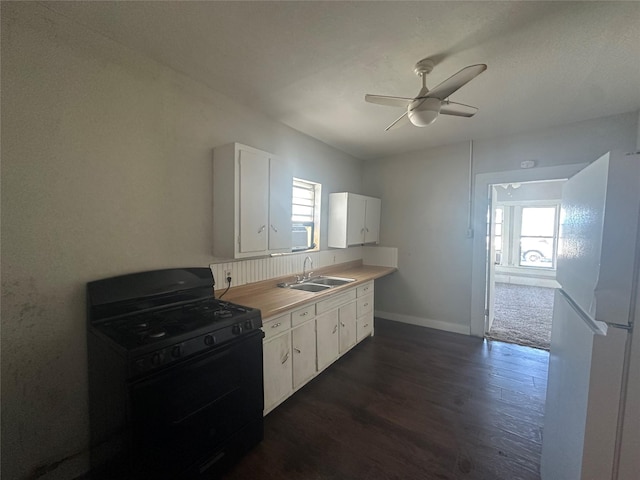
484, 308, 489, 317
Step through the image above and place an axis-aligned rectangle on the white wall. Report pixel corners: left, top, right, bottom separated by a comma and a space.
0, 4, 362, 479
364, 111, 638, 335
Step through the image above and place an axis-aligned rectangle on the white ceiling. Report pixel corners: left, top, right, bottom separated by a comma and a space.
45, 1, 640, 160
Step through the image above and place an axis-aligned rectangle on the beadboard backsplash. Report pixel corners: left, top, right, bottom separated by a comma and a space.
210, 246, 398, 288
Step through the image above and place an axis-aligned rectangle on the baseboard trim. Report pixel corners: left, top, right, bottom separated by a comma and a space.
375, 311, 470, 335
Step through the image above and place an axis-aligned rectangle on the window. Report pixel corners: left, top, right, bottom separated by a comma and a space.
519, 206, 557, 268
291, 178, 321, 252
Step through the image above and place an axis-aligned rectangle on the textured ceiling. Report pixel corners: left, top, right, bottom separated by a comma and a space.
46, 1, 640, 160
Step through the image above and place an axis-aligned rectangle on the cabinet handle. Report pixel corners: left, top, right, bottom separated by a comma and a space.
301, 312, 308, 317
271, 322, 281, 328
281, 352, 289, 364
294, 348, 301, 353
360, 228, 365, 234
332, 325, 337, 334
364, 303, 369, 307
366, 227, 369, 232
340, 322, 345, 328
270, 224, 278, 233
258, 225, 266, 233
364, 323, 369, 328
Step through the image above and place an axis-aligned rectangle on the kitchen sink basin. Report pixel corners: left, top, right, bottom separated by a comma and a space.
288, 283, 331, 292
304, 276, 355, 286
277, 276, 355, 293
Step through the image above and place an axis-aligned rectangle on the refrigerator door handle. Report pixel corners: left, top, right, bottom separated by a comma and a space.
558, 289, 608, 335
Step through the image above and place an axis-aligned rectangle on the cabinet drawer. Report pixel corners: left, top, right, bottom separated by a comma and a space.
291, 304, 316, 327
357, 294, 373, 317
263, 313, 291, 339
316, 289, 357, 315
357, 281, 373, 297
357, 317, 373, 341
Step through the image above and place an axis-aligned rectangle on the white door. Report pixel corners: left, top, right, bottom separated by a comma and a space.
316, 310, 339, 371
364, 197, 381, 244
238, 149, 269, 253
485, 186, 498, 333
338, 301, 357, 353
268, 157, 292, 252
292, 320, 317, 389
263, 333, 292, 413
346, 194, 366, 245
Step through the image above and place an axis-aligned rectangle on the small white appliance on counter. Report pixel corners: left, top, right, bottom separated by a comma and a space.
541, 151, 640, 480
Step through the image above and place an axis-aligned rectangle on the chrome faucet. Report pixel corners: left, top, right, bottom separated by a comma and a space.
302, 255, 313, 281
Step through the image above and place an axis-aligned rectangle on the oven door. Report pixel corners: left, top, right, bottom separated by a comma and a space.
129, 330, 264, 477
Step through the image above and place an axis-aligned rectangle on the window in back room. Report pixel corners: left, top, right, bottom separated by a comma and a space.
291, 178, 321, 252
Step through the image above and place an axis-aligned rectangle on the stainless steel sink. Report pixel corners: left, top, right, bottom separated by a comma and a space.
288, 283, 331, 292
277, 275, 355, 293
304, 276, 355, 286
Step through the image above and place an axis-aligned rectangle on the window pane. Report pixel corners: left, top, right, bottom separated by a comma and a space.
495, 207, 503, 224
519, 207, 557, 268
291, 177, 320, 252
521, 207, 555, 236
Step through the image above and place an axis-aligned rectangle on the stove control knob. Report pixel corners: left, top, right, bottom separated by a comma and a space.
171, 346, 182, 358
244, 320, 254, 330
232, 324, 243, 335
151, 353, 162, 366
204, 334, 216, 346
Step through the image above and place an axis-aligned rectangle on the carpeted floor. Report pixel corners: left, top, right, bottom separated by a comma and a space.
486, 283, 555, 350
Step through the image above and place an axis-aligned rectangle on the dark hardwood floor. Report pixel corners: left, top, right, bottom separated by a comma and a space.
224, 318, 549, 480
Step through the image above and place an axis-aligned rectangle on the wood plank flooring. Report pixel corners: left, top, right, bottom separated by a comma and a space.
224, 318, 549, 480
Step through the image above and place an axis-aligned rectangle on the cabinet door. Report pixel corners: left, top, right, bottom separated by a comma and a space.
346, 194, 366, 246
292, 320, 317, 389
263, 333, 292, 413
268, 157, 292, 252
356, 295, 374, 342
316, 310, 339, 371
364, 197, 381, 244
338, 301, 357, 354
238, 148, 269, 253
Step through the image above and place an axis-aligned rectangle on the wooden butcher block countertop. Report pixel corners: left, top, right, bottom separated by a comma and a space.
217, 260, 397, 320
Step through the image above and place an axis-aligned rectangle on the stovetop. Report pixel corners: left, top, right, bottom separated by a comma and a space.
95, 298, 259, 351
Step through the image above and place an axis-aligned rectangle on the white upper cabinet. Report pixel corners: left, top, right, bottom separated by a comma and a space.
213, 143, 292, 259
328, 192, 381, 248
268, 157, 292, 251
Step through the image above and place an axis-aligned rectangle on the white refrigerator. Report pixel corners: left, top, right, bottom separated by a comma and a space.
541, 151, 640, 480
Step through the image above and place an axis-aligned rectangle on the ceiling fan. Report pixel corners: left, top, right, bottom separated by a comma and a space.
365, 58, 487, 131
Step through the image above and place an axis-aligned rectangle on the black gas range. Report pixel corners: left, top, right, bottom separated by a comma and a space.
86, 268, 264, 479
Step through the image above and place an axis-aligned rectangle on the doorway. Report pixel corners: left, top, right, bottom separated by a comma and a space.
470, 163, 586, 339
485, 181, 564, 349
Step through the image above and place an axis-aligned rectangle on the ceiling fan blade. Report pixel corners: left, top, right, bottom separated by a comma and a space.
426, 64, 487, 100
365, 94, 413, 108
385, 112, 410, 131
440, 101, 479, 117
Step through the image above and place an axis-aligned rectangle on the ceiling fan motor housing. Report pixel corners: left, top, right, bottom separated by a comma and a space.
408, 97, 441, 126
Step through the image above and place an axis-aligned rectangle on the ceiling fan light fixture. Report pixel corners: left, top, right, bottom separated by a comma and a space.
408, 97, 441, 127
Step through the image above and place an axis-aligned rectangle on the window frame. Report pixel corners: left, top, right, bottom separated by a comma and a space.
494, 200, 560, 270
291, 177, 321, 253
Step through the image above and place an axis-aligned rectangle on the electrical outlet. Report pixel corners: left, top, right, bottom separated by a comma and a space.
224, 269, 232, 280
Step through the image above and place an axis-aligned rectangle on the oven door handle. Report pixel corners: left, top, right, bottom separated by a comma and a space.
171, 387, 240, 426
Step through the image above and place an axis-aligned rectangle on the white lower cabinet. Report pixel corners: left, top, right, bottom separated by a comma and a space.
316, 310, 339, 372
338, 301, 357, 354
263, 331, 292, 414
356, 293, 374, 341
262, 280, 375, 415
292, 319, 317, 389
